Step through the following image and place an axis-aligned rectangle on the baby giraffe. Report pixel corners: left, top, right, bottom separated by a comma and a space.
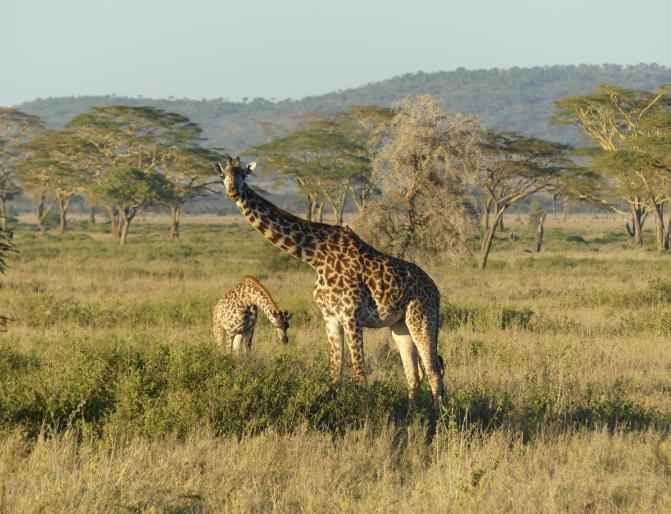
212, 276, 292, 353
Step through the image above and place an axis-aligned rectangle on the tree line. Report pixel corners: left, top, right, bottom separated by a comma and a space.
1, 83, 670, 266
0, 106, 221, 243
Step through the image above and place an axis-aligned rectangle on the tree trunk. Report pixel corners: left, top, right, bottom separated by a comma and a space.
628, 203, 644, 245
88, 205, 96, 224
531, 212, 547, 253
0, 195, 7, 231
304, 195, 314, 222
479, 206, 506, 269
119, 207, 135, 245
334, 193, 346, 225
494, 202, 505, 231
650, 200, 669, 252
105, 205, 121, 239
483, 198, 492, 230
57, 194, 69, 234
119, 218, 130, 245
316, 201, 325, 224
36, 191, 51, 236
170, 204, 181, 240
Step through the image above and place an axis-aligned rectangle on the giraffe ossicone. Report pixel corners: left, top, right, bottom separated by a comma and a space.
217, 157, 445, 415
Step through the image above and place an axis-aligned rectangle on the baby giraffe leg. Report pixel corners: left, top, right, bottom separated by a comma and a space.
232, 334, 243, 353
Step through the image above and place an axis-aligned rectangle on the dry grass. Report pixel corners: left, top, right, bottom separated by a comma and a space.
1, 214, 671, 512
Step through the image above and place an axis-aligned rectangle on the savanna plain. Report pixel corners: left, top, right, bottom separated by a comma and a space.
1, 214, 671, 513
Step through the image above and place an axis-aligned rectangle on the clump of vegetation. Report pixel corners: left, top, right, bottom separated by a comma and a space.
355, 94, 480, 260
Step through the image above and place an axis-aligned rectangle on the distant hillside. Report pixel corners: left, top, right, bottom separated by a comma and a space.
17, 64, 671, 151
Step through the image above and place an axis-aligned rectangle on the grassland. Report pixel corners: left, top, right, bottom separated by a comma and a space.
1, 214, 671, 513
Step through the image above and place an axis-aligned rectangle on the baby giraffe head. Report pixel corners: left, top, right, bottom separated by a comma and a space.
272, 310, 292, 345
214, 156, 256, 200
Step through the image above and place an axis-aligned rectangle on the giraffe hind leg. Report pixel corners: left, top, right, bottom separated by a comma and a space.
405, 299, 444, 416
390, 320, 421, 414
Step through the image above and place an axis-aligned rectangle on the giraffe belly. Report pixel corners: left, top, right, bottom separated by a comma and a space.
358, 304, 404, 328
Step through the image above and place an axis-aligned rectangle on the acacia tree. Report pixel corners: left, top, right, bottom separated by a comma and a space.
477, 132, 571, 269
332, 106, 393, 213
356, 95, 480, 260
553, 85, 671, 245
19, 130, 90, 233
246, 107, 388, 224
95, 167, 175, 244
0, 109, 46, 230
247, 126, 363, 224
65, 106, 212, 238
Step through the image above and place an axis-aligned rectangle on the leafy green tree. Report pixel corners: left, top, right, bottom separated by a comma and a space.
95, 167, 175, 244
0, 109, 46, 230
19, 130, 91, 233
330, 106, 393, 213
553, 84, 671, 246
477, 132, 572, 269
66, 106, 215, 238
246, 106, 389, 224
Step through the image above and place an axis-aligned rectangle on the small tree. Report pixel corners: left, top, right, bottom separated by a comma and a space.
553, 84, 671, 245
356, 95, 480, 260
246, 107, 388, 224
0, 109, 46, 230
19, 130, 90, 233
95, 167, 175, 244
527, 198, 545, 227
477, 132, 571, 269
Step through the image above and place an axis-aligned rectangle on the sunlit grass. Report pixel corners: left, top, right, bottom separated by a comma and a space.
1, 214, 671, 511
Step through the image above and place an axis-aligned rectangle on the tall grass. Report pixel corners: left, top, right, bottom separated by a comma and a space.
1, 215, 671, 511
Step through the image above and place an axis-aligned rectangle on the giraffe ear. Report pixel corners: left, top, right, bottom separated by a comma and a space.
243, 162, 256, 177
284, 310, 292, 321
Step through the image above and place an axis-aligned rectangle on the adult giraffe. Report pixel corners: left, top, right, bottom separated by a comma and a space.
216, 157, 444, 413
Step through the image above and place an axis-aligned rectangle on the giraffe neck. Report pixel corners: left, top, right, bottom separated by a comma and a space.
234, 182, 329, 268
243, 277, 281, 326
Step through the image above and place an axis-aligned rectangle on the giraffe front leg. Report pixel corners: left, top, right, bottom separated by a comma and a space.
323, 313, 344, 388
343, 319, 367, 388
213, 321, 227, 352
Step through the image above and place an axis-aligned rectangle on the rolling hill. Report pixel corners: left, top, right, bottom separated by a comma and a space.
16, 63, 671, 152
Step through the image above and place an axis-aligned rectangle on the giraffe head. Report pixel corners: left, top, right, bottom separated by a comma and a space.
271, 309, 292, 344
215, 156, 256, 200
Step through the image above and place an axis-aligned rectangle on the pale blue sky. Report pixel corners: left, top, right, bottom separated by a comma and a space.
2, 0, 669, 106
